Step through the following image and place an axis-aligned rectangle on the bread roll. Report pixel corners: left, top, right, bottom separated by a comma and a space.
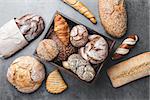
79, 34, 108, 64
70, 25, 88, 47
99, 0, 127, 38
36, 39, 59, 61
107, 52, 150, 88
62, 54, 95, 82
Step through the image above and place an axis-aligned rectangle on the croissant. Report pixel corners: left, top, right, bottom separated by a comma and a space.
63, 0, 97, 24
54, 14, 70, 46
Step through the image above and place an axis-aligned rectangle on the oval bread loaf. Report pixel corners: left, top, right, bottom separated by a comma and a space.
99, 0, 127, 38
107, 52, 150, 88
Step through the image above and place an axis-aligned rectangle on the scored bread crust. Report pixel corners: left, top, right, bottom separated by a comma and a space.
46, 69, 67, 94
107, 52, 150, 88
7, 56, 45, 93
99, 0, 127, 38
36, 39, 59, 61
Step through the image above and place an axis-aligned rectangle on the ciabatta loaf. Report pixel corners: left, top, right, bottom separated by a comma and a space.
107, 52, 150, 88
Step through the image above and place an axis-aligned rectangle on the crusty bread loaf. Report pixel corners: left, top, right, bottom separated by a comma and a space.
7, 56, 45, 93
99, 0, 127, 38
107, 52, 150, 88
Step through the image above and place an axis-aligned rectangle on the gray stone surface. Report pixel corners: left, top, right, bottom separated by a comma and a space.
0, 0, 149, 100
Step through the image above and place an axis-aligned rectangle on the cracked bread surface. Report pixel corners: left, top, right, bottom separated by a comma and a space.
7, 56, 45, 93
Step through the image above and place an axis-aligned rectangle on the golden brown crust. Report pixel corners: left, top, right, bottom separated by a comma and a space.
54, 14, 70, 46
63, 0, 97, 24
99, 0, 127, 38
7, 56, 45, 93
107, 52, 150, 88
36, 39, 59, 61
46, 69, 67, 94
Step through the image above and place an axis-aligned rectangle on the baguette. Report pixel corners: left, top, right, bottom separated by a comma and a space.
107, 52, 150, 88
63, 0, 97, 24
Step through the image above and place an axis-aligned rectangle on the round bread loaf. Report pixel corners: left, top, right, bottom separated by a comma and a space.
15, 14, 45, 41
70, 25, 88, 47
36, 39, 59, 61
79, 34, 108, 64
7, 56, 45, 93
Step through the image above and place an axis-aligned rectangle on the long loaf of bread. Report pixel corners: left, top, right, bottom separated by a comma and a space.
107, 52, 150, 88
63, 0, 97, 24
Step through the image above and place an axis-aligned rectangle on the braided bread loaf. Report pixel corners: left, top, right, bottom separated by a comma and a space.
112, 34, 138, 60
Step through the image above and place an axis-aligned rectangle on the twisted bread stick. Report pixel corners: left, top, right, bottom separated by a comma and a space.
63, 0, 97, 24
112, 34, 138, 60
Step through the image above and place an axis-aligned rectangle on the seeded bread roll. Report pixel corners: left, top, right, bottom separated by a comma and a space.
7, 56, 45, 93
107, 52, 150, 88
36, 39, 59, 61
99, 0, 127, 38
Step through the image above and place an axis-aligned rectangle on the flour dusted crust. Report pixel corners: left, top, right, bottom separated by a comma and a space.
7, 56, 45, 93
70, 25, 88, 47
107, 52, 150, 88
63, 54, 95, 82
46, 69, 67, 94
79, 34, 108, 64
16, 14, 45, 41
99, 0, 127, 38
36, 39, 59, 61
0, 14, 45, 58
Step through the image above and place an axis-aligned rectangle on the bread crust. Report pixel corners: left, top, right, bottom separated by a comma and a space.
7, 56, 45, 93
99, 0, 127, 38
46, 69, 67, 94
107, 52, 150, 88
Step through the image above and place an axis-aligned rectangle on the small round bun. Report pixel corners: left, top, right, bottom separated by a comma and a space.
36, 39, 59, 61
7, 56, 45, 93
70, 25, 88, 47
79, 34, 108, 64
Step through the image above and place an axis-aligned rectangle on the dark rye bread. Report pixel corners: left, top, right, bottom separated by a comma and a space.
99, 0, 127, 38
107, 52, 150, 88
